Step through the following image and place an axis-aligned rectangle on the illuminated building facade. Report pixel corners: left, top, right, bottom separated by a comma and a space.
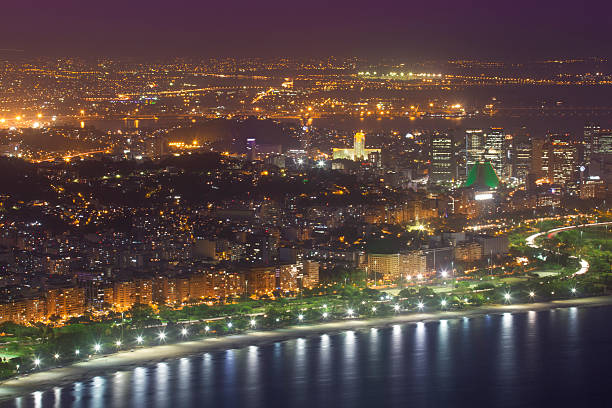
484, 127, 505, 177
332, 132, 381, 161
465, 129, 485, 176
429, 132, 455, 184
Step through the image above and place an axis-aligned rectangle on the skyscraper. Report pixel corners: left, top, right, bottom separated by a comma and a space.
484, 127, 505, 177
548, 133, 578, 185
596, 129, 612, 154
584, 122, 601, 163
465, 129, 484, 176
512, 135, 532, 182
430, 132, 455, 184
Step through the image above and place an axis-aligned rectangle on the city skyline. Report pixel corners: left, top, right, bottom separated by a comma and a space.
1, 3, 612, 406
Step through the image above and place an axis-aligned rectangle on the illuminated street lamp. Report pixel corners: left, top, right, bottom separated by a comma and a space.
227, 322, 233, 329
417, 301, 425, 310
93, 343, 101, 353
298, 314, 304, 321
158, 331, 167, 341
75, 349, 80, 356
54, 353, 60, 360
371, 306, 377, 313
115, 340, 122, 348
250, 319, 256, 327
440, 299, 447, 308
322, 312, 328, 319
33, 358, 41, 367
136, 336, 144, 344
394, 304, 400, 312
571, 287, 577, 295
529, 291, 535, 299
504, 293, 511, 303
181, 327, 188, 336
205, 325, 210, 333
347, 308, 354, 317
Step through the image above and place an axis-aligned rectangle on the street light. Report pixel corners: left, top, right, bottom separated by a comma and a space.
571, 287, 577, 295
181, 327, 188, 336
347, 308, 354, 317
371, 306, 377, 313
75, 349, 80, 356
250, 319, 256, 327
158, 331, 166, 341
115, 340, 122, 348
227, 322, 233, 329
394, 304, 400, 312
136, 336, 144, 344
205, 325, 210, 332
440, 299, 447, 308
322, 312, 328, 319
504, 293, 511, 302
33, 358, 41, 367
529, 291, 535, 298
298, 314, 304, 321
93, 343, 101, 353
417, 301, 424, 310
54, 353, 60, 360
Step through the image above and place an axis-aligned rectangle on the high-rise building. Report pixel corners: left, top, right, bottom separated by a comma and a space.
465, 129, 485, 176
596, 130, 612, 154
301, 260, 320, 288
548, 133, 578, 185
531, 138, 546, 179
484, 127, 505, 177
584, 123, 601, 162
429, 132, 455, 184
512, 135, 532, 182
368, 253, 400, 282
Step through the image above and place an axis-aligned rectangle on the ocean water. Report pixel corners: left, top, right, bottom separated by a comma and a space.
8, 306, 612, 408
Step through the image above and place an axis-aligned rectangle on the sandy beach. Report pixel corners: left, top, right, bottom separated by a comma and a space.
1, 295, 611, 402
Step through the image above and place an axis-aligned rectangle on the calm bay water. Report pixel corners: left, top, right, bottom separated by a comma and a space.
9, 306, 612, 408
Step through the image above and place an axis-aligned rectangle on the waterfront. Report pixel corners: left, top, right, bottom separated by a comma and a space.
4, 298, 612, 407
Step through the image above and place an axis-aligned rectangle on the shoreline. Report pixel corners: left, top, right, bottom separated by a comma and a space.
1, 295, 612, 401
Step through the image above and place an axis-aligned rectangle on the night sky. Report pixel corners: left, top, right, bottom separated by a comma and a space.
2, 0, 612, 58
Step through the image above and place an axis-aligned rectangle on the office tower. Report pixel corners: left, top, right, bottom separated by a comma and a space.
484, 127, 505, 177
596, 129, 612, 154
548, 133, 578, 185
430, 132, 455, 184
512, 135, 532, 182
465, 129, 484, 176
584, 122, 601, 162
531, 138, 545, 178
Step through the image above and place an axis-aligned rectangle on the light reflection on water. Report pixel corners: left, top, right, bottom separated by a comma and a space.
10, 306, 612, 408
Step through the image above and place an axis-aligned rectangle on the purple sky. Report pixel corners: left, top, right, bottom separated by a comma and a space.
2, 0, 611, 58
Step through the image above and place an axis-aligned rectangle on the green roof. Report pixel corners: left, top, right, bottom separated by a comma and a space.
463, 161, 500, 189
